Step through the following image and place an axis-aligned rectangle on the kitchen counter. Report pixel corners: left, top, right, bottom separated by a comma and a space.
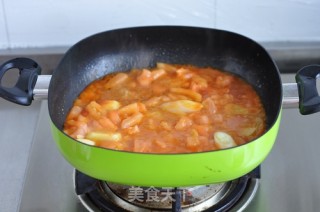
0, 99, 41, 212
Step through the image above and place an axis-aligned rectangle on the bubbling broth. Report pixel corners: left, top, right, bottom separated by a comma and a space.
63, 63, 266, 153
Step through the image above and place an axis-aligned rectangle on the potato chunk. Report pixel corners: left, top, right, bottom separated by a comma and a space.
156, 62, 177, 72
77, 138, 95, 145
86, 132, 122, 142
169, 88, 202, 102
214, 131, 236, 149
105, 73, 128, 89
121, 112, 144, 129
101, 100, 121, 111
160, 100, 203, 115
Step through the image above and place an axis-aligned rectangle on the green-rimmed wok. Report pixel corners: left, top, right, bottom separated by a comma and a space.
1, 26, 320, 187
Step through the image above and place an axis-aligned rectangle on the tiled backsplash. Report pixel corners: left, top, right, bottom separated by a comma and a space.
0, 0, 320, 50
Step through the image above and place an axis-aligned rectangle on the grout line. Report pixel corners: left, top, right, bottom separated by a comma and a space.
1, 0, 11, 49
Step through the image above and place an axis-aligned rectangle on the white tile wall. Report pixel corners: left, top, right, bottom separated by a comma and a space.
0, 0, 9, 49
1, 0, 320, 49
3, 0, 216, 48
216, 0, 320, 42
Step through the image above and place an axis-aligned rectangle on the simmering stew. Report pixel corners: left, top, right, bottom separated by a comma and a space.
63, 63, 266, 153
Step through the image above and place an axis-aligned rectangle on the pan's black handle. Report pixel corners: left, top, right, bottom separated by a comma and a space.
0, 58, 41, 106
295, 65, 320, 115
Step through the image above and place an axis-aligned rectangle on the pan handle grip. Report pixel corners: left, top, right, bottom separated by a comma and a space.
0, 58, 41, 106
295, 64, 320, 115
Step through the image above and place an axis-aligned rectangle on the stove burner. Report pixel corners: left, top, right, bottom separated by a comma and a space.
75, 167, 260, 212
106, 182, 226, 209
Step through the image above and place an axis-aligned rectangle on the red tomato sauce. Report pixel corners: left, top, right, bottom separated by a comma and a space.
63, 63, 266, 153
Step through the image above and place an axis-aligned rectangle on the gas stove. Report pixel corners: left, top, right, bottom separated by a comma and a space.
75, 168, 260, 211
16, 72, 320, 212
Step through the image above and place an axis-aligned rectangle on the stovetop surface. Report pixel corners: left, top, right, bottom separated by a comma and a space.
2, 74, 320, 212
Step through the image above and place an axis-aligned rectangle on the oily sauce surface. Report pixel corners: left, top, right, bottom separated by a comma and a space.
63, 63, 266, 153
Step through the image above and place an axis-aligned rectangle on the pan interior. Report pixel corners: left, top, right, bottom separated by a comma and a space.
48, 26, 282, 135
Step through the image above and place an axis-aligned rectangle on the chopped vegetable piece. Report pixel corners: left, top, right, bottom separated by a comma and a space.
238, 127, 256, 136
156, 62, 177, 72
160, 100, 203, 115
190, 75, 208, 91
175, 116, 193, 130
121, 112, 144, 129
187, 129, 200, 147
101, 100, 121, 111
137, 69, 153, 86
86, 132, 122, 142
67, 106, 82, 119
118, 103, 140, 116
214, 132, 236, 149
85, 101, 103, 118
170, 87, 202, 102
176, 68, 194, 79
151, 69, 166, 80
98, 117, 118, 131
105, 73, 128, 89
77, 138, 95, 145
108, 110, 121, 125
